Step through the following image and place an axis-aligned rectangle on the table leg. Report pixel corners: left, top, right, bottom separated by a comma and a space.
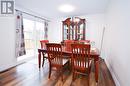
94, 59, 99, 82
94, 56, 99, 82
38, 51, 41, 69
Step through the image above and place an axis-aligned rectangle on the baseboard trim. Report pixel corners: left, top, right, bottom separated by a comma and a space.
105, 58, 121, 86
0, 63, 17, 72
0, 56, 34, 72
0, 62, 25, 73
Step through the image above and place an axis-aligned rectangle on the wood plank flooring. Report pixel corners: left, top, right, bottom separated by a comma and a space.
0, 58, 115, 86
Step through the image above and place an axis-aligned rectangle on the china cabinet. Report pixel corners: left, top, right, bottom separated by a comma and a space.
62, 17, 86, 41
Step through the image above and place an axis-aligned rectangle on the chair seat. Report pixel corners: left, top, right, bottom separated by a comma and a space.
51, 58, 69, 66
63, 58, 69, 65
44, 53, 48, 58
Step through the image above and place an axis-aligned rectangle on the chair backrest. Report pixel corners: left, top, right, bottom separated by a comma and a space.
64, 40, 74, 52
40, 40, 49, 49
71, 44, 91, 69
46, 43, 63, 65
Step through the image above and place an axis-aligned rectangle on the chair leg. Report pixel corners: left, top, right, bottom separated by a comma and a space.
89, 64, 92, 73
61, 68, 63, 81
58, 67, 63, 81
42, 53, 44, 67
88, 73, 90, 86
72, 71, 75, 81
48, 65, 51, 79
88, 65, 91, 86
42, 58, 44, 67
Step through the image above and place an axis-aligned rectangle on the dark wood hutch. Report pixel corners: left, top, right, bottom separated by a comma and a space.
62, 17, 86, 42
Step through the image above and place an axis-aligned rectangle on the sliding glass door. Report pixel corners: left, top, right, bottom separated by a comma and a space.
17, 18, 45, 61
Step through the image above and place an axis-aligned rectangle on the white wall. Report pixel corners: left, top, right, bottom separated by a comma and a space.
48, 14, 105, 55
0, 16, 16, 71
102, 0, 130, 86
80, 14, 105, 55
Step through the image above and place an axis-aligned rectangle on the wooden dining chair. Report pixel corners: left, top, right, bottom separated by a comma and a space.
64, 40, 74, 52
71, 43, 91, 86
40, 40, 49, 67
46, 43, 70, 80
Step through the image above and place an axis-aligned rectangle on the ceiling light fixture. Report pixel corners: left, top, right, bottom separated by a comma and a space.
58, 4, 75, 13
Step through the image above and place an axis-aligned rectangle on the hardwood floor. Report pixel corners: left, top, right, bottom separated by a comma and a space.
0, 58, 115, 86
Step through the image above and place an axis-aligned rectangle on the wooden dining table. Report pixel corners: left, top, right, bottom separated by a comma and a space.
38, 46, 100, 82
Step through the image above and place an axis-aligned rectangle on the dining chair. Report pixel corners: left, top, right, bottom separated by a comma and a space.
46, 43, 70, 80
71, 43, 92, 86
40, 40, 49, 67
64, 40, 74, 52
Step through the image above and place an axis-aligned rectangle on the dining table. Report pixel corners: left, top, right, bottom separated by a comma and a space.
38, 46, 100, 82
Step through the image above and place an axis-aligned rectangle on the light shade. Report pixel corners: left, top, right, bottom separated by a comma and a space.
58, 4, 75, 13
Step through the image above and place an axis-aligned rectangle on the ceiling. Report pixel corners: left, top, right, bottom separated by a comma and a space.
15, 0, 109, 19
